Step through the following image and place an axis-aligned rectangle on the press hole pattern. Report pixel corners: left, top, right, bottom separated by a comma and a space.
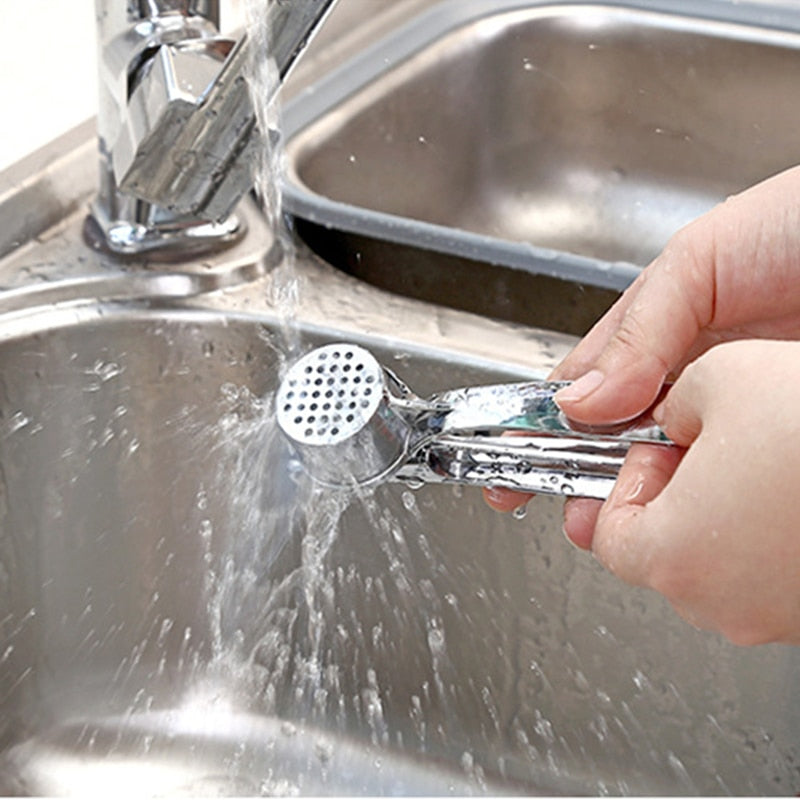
276, 344, 383, 445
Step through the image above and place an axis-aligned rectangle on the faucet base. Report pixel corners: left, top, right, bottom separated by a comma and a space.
87, 202, 245, 259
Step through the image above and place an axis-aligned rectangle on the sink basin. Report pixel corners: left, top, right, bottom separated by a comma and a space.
1, 304, 800, 795
283, 0, 800, 332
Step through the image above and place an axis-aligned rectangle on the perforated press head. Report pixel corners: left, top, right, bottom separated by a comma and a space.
276, 343, 411, 486
276, 343, 384, 446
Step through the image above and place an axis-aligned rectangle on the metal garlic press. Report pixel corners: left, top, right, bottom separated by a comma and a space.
275, 343, 672, 500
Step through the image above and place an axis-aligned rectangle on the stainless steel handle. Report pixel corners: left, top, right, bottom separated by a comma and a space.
397, 434, 627, 501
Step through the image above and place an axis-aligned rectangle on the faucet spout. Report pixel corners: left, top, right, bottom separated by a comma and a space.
91, 0, 338, 256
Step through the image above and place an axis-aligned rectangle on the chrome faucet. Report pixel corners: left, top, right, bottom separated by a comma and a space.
91, 0, 338, 255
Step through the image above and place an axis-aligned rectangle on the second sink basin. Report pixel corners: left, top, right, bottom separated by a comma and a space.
283, 0, 800, 331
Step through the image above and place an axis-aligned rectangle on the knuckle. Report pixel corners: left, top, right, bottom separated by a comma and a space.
611, 313, 672, 379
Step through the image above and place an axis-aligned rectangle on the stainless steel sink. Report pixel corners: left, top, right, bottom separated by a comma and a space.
2, 304, 800, 796
3, 1, 800, 793
283, 0, 800, 332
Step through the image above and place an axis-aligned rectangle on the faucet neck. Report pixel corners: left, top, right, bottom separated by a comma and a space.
90, 0, 339, 258
91, 0, 243, 256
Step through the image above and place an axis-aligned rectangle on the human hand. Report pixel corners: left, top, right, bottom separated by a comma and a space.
487, 164, 800, 519
484, 165, 800, 643
584, 339, 800, 645
555, 165, 800, 555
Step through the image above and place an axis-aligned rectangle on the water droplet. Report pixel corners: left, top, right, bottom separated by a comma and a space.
315, 739, 334, 763
6, 411, 30, 435
156, 618, 174, 648
84, 360, 124, 385
512, 503, 528, 520
427, 623, 446, 657
220, 383, 239, 403
218, 413, 238, 431
632, 669, 650, 691
573, 669, 591, 694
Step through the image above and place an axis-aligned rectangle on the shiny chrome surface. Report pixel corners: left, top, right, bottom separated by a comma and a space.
283, 0, 800, 326
0, 306, 530, 796
276, 342, 670, 499
92, 0, 338, 254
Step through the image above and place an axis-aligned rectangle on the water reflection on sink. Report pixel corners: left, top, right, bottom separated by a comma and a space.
1, 306, 799, 795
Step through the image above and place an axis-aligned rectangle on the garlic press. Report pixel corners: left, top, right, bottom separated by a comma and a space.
275, 343, 671, 500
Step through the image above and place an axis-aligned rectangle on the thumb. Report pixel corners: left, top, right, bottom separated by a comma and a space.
554, 233, 714, 426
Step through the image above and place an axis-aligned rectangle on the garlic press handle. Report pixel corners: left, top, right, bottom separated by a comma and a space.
433, 381, 670, 444
396, 434, 628, 501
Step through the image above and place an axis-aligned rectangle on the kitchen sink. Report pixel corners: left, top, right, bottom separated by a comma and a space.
283, 0, 800, 332
0, 303, 799, 795
3, 0, 800, 793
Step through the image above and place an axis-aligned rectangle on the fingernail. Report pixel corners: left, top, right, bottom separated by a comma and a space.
561, 524, 581, 549
561, 513, 583, 549
561, 499, 595, 551
485, 487, 507, 506
554, 370, 604, 406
